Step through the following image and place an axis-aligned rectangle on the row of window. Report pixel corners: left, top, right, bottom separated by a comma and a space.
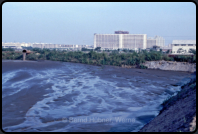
173, 44, 196, 46
95, 36, 144, 40
96, 44, 144, 48
96, 39, 119, 41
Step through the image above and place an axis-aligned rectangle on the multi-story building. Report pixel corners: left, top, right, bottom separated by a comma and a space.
171, 40, 196, 54
146, 36, 165, 48
147, 38, 157, 48
122, 34, 147, 50
155, 36, 165, 47
94, 31, 147, 50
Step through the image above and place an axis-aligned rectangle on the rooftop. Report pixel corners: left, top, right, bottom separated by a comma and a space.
172, 40, 196, 44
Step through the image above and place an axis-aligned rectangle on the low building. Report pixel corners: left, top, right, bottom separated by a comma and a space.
21, 42, 32, 47
171, 40, 196, 54
2, 42, 22, 49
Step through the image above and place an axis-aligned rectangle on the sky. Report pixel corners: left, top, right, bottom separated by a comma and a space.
2, 2, 196, 46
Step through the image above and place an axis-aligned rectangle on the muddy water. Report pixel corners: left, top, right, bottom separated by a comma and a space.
2, 60, 193, 132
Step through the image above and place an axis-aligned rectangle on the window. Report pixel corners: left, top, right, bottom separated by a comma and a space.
181, 44, 186, 46
188, 44, 193, 46
174, 44, 179, 46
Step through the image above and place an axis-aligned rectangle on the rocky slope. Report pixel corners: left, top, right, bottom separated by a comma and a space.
138, 74, 196, 132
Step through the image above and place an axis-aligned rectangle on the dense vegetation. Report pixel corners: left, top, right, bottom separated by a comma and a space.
2, 48, 196, 67
2, 48, 15, 51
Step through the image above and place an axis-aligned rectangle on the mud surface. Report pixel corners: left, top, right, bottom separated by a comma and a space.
2, 60, 193, 132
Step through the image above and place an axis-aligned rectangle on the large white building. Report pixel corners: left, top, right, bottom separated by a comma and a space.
171, 40, 196, 54
94, 31, 147, 50
93, 31, 166, 50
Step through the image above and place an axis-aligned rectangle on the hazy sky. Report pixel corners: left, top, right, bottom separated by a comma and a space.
2, 2, 196, 45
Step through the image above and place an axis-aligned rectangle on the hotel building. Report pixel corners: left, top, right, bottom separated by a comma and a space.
94, 31, 147, 50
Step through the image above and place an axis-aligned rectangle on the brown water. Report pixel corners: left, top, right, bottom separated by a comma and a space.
2, 60, 193, 132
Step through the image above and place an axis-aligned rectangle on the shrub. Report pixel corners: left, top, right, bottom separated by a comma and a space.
89, 60, 93, 64
139, 64, 148, 69
2, 48, 15, 51
189, 49, 196, 54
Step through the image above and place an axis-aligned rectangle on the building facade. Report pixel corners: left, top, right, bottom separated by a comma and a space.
94, 34, 120, 49
122, 34, 147, 49
94, 32, 147, 50
2, 42, 22, 49
146, 36, 165, 48
171, 40, 196, 54
155, 36, 165, 47
147, 38, 156, 48
32, 43, 79, 49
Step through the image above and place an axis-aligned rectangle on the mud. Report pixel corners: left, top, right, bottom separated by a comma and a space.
2, 60, 193, 132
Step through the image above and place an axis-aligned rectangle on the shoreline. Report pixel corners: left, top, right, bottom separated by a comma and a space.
2, 59, 196, 73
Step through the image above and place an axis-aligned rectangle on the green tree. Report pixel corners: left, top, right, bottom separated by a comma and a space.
95, 47, 101, 51
189, 49, 196, 54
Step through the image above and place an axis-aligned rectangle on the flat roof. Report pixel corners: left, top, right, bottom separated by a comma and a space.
94, 34, 147, 35
172, 40, 196, 44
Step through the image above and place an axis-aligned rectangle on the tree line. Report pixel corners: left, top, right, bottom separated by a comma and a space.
2, 48, 196, 68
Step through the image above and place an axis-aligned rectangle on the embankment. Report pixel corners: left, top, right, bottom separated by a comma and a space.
138, 73, 196, 132
143, 60, 196, 73
121, 60, 196, 72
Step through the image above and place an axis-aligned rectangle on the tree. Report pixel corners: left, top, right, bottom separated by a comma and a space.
82, 47, 89, 51
166, 50, 170, 54
189, 49, 196, 54
177, 48, 185, 53
95, 47, 101, 51
2, 48, 15, 51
